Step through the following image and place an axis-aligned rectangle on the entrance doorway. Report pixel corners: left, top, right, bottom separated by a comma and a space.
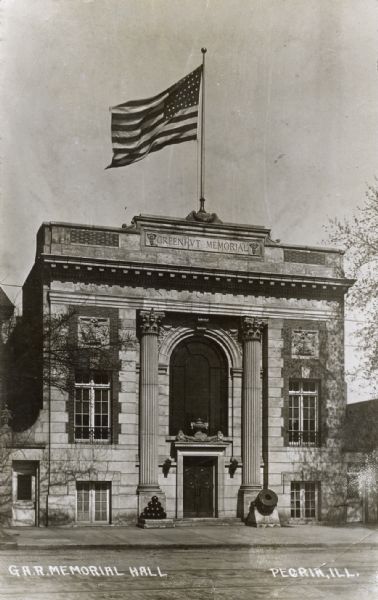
183, 457, 216, 518
12, 461, 39, 526
76, 482, 111, 524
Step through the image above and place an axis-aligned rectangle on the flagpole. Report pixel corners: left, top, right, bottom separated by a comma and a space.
199, 47, 207, 213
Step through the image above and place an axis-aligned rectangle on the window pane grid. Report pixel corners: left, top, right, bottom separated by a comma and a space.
288, 380, 318, 446
76, 482, 110, 523
291, 482, 317, 520
304, 482, 316, 518
76, 482, 90, 521
290, 482, 301, 518
75, 388, 90, 440
74, 372, 111, 443
94, 484, 109, 521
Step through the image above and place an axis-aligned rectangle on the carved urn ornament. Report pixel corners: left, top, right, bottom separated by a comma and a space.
190, 418, 209, 435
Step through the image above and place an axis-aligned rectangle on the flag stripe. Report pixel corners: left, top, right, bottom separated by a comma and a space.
111, 107, 198, 137
112, 109, 199, 145
111, 105, 166, 131
150, 133, 198, 152
112, 106, 198, 130
112, 90, 169, 113
112, 128, 198, 160
109, 134, 198, 168
111, 103, 164, 123
111, 113, 198, 151
112, 113, 166, 138
112, 121, 198, 154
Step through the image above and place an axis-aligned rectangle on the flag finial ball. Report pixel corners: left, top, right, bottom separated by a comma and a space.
201, 47, 207, 54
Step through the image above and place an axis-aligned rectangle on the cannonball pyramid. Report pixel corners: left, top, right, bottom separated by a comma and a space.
140, 495, 167, 519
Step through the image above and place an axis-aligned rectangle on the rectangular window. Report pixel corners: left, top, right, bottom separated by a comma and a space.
288, 380, 319, 446
17, 474, 32, 501
76, 482, 111, 523
291, 482, 317, 519
74, 371, 111, 443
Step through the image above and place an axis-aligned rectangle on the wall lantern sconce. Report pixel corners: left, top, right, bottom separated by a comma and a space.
162, 458, 172, 478
229, 458, 238, 478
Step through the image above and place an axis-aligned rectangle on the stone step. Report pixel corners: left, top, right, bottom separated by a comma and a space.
174, 518, 245, 527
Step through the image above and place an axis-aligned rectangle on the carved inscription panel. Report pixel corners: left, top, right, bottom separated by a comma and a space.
144, 230, 263, 257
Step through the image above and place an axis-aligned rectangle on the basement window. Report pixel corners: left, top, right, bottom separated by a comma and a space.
291, 481, 317, 519
76, 482, 111, 523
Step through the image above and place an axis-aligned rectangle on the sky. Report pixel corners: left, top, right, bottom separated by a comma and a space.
1, 0, 378, 400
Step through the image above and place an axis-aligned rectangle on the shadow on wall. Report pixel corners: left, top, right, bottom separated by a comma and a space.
5, 308, 131, 433
5, 316, 43, 432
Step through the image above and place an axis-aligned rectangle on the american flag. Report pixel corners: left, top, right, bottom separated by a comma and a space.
107, 66, 202, 168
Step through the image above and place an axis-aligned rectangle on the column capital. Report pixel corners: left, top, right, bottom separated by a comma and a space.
241, 317, 266, 342
139, 309, 165, 335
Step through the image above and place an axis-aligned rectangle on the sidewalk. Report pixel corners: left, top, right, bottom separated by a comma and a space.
2, 523, 378, 550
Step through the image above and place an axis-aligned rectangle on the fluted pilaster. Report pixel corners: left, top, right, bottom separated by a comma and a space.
138, 309, 164, 493
239, 318, 265, 515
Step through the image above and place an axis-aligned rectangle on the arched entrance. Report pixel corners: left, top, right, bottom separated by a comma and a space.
169, 336, 229, 437
170, 336, 229, 518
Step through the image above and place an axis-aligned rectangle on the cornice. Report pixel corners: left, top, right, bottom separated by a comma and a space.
41, 254, 354, 295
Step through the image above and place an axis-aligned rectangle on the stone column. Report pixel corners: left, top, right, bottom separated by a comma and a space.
137, 309, 165, 513
239, 317, 265, 518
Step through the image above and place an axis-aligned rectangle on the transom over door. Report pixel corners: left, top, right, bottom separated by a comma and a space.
183, 457, 215, 518
169, 337, 228, 436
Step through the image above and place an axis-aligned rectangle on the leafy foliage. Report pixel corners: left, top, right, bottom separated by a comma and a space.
5, 308, 135, 431
327, 183, 378, 390
356, 450, 378, 496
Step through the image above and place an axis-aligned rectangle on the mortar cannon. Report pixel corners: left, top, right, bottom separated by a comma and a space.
255, 489, 278, 516
246, 488, 280, 527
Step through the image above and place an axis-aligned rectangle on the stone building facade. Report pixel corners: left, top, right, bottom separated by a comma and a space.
4, 210, 356, 526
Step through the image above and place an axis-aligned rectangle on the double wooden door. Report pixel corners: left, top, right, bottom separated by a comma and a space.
183, 457, 215, 518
